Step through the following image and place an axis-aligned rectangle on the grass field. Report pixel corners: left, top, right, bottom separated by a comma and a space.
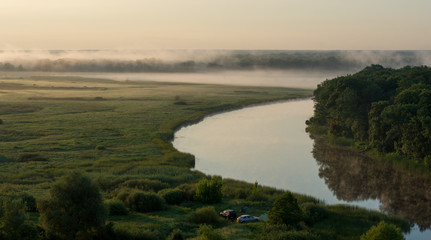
0, 75, 408, 239
0, 76, 311, 193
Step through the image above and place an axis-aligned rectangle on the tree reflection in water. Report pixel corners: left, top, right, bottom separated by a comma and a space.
312, 138, 431, 230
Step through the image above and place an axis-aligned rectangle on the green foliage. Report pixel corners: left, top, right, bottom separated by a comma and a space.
360, 221, 405, 240
37, 172, 107, 240
158, 188, 185, 205
166, 229, 184, 240
105, 199, 128, 216
191, 224, 224, 240
16, 192, 37, 212
311, 205, 409, 239
311, 65, 431, 162
300, 202, 328, 226
176, 183, 197, 201
116, 188, 165, 213
0, 197, 40, 240
195, 176, 223, 204
269, 192, 303, 227
121, 179, 170, 192
188, 206, 220, 224
260, 224, 319, 240
248, 181, 267, 201
104, 222, 160, 240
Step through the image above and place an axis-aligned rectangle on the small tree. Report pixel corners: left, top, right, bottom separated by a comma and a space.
360, 221, 405, 240
0, 197, 39, 240
38, 172, 107, 240
268, 192, 303, 227
195, 176, 223, 204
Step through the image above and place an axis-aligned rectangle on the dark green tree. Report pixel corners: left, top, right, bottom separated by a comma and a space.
360, 221, 405, 240
310, 65, 431, 162
268, 192, 303, 227
38, 172, 107, 240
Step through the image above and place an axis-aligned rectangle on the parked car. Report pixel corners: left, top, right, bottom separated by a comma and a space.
236, 215, 259, 223
219, 209, 237, 220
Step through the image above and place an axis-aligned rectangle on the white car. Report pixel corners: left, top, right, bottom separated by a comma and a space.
236, 215, 259, 223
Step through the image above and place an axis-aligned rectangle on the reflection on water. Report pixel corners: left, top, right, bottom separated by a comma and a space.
173, 99, 431, 239
312, 138, 431, 230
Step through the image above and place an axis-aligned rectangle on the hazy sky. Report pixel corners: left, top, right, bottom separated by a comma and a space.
1, 0, 430, 50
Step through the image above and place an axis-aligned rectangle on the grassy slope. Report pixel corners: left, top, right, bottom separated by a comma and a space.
0, 76, 310, 191
0, 76, 407, 239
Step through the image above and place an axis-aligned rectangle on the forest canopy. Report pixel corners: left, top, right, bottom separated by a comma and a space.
309, 65, 431, 163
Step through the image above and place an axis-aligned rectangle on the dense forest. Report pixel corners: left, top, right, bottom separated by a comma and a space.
308, 65, 431, 164
0, 50, 429, 73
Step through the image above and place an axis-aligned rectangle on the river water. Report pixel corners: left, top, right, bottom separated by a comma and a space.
173, 99, 431, 240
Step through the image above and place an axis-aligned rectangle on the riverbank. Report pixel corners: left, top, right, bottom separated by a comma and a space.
0, 75, 408, 239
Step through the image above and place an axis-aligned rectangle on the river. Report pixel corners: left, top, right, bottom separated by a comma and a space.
173, 99, 431, 240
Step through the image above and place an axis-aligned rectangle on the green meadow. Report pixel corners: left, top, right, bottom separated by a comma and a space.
0, 76, 408, 239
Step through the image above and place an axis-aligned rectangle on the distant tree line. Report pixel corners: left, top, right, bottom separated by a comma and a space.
0, 50, 428, 73
309, 65, 431, 164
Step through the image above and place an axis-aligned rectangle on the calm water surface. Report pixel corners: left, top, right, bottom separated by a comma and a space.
173, 99, 431, 239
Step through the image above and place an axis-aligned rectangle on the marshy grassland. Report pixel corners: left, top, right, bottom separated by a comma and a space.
0, 76, 408, 239
0, 76, 311, 190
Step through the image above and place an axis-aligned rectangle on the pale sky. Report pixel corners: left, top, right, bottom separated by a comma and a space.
1, 0, 430, 50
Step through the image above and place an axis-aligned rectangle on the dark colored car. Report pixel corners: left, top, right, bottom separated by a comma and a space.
219, 209, 237, 220
236, 215, 259, 223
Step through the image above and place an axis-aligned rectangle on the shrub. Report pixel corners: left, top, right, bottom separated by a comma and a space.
0, 198, 40, 240
188, 206, 220, 224
105, 200, 128, 216
117, 188, 165, 212
17, 193, 37, 212
248, 181, 267, 201
176, 183, 196, 201
105, 223, 160, 240
158, 188, 185, 205
167, 229, 184, 240
37, 172, 107, 240
360, 221, 405, 240
301, 202, 328, 226
195, 176, 223, 204
94, 176, 125, 192
0, 119, 3, 124
121, 179, 170, 192
269, 192, 303, 227
192, 224, 224, 240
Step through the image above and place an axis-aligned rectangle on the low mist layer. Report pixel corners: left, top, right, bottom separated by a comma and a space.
1, 50, 430, 73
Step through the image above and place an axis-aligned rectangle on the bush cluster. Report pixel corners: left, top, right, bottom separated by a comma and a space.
116, 188, 165, 212
158, 188, 185, 205
195, 176, 223, 204
105, 200, 128, 216
176, 183, 196, 201
187, 206, 220, 224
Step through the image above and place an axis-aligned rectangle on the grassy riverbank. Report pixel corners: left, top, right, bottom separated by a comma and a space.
0, 76, 408, 239
0, 76, 311, 192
